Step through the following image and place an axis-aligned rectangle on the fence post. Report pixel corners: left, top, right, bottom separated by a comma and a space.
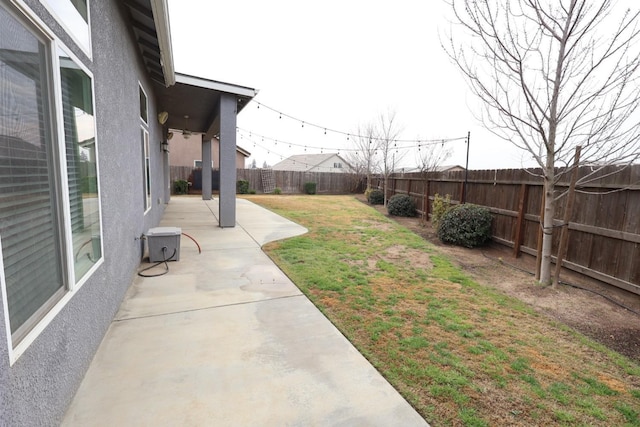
553, 146, 581, 287
425, 179, 431, 221
535, 189, 545, 280
513, 183, 529, 258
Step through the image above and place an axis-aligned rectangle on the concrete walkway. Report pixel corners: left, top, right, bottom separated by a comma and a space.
63, 197, 428, 426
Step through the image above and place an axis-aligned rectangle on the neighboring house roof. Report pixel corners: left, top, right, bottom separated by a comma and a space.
396, 165, 466, 174
237, 145, 251, 158
272, 153, 351, 172
435, 165, 466, 172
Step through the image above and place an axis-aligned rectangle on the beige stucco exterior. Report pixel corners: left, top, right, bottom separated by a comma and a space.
168, 132, 248, 169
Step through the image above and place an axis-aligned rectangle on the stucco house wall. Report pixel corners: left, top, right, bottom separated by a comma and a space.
169, 133, 249, 169
309, 155, 348, 173
0, 0, 168, 424
272, 153, 350, 173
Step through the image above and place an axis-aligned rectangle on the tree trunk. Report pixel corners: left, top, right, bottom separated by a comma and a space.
383, 175, 388, 206
539, 160, 556, 284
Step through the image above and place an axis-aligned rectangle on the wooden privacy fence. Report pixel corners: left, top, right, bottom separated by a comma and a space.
170, 166, 364, 195
237, 169, 364, 194
374, 165, 640, 295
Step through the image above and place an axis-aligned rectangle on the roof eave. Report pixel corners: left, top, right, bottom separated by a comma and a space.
175, 73, 258, 99
150, 0, 175, 87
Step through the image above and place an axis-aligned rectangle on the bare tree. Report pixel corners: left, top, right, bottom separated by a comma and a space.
377, 110, 405, 205
445, 0, 640, 284
415, 139, 453, 174
345, 122, 380, 190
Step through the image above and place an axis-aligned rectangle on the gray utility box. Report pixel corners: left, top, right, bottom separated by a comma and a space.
146, 227, 181, 262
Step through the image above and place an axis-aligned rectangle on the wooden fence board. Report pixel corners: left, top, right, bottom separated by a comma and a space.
384, 165, 640, 294
172, 165, 638, 294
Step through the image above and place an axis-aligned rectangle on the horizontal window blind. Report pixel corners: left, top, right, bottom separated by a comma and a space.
0, 6, 65, 340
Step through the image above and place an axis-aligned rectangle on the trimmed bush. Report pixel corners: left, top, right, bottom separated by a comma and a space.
304, 182, 317, 195
437, 203, 492, 248
237, 179, 249, 194
173, 179, 189, 195
431, 193, 452, 229
387, 194, 417, 217
273, 187, 282, 195
367, 189, 384, 205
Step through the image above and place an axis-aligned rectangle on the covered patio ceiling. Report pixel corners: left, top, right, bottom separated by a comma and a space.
121, 0, 257, 139
153, 74, 256, 139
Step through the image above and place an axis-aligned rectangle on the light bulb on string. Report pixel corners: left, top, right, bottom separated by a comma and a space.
301, 121, 304, 128
324, 128, 327, 135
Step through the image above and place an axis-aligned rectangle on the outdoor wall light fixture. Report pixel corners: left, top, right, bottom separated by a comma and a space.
182, 115, 192, 139
160, 140, 169, 153
157, 111, 169, 125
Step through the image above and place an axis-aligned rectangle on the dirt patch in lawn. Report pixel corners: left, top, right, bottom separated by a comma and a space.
358, 195, 640, 362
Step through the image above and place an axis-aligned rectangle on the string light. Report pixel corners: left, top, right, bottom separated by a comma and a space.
240, 101, 469, 172
236, 127, 466, 153
251, 100, 467, 144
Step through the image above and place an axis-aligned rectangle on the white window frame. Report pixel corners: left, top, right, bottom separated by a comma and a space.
139, 83, 151, 213
194, 160, 214, 168
0, 0, 103, 364
142, 128, 151, 213
139, 84, 148, 125
40, 0, 92, 60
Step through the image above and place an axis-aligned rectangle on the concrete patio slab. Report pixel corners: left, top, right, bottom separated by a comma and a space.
62, 196, 429, 426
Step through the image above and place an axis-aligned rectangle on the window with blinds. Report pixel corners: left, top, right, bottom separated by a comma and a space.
59, 47, 101, 280
0, 5, 66, 343
0, 3, 102, 347
140, 84, 150, 212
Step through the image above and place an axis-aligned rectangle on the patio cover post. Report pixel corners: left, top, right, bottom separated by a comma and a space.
218, 93, 237, 227
202, 137, 212, 200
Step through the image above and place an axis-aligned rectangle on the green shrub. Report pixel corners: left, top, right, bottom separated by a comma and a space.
367, 189, 384, 205
248, 189, 257, 194
304, 182, 317, 195
437, 204, 492, 248
273, 187, 282, 195
431, 193, 452, 229
387, 194, 417, 217
173, 179, 189, 195
237, 179, 249, 194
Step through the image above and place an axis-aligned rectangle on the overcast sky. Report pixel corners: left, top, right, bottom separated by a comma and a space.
166, 0, 636, 170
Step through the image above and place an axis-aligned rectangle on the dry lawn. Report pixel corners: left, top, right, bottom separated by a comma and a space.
245, 195, 640, 426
